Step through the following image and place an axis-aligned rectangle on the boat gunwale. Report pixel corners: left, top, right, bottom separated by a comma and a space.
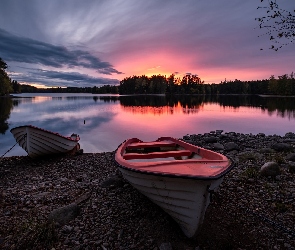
115, 160, 235, 180
115, 137, 235, 180
10, 125, 80, 142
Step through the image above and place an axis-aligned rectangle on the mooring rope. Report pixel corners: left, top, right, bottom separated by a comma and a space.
1, 134, 27, 158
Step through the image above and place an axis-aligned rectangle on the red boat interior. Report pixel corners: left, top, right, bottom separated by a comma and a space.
116, 137, 233, 178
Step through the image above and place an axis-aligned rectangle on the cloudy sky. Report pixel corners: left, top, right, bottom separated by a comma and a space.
0, 0, 294, 88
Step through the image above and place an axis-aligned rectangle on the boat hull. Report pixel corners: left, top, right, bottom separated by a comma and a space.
115, 137, 234, 238
10, 125, 80, 158
118, 167, 223, 238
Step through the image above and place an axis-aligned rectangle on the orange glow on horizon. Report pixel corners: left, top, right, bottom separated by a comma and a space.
20, 82, 65, 89
118, 67, 273, 84
114, 49, 275, 84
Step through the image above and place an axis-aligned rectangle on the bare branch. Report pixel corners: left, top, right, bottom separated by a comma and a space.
256, 0, 295, 50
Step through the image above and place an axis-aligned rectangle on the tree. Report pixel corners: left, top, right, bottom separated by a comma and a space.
12, 80, 21, 93
166, 74, 176, 94
0, 58, 13, 96
268, 75, 278, 93
0, 58, 8, 70
256, 0, 295, 50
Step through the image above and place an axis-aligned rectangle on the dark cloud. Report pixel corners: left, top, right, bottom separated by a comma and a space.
10, 68, 119, 88
0, 1, 293, 86
0, 28, 122, 75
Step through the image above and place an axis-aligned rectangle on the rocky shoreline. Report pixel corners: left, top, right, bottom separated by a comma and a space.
1, 131, 295, 250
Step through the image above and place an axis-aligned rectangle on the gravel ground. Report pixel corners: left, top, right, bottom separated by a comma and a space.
1, 131, 295, 250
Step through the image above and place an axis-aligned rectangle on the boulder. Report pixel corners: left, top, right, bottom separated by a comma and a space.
48, 203, 80, 225
100, 176, 125, 188
285, 132, 295, 138
257, 133, 266, 137
287, 162, 295, 174
260, 162, 280, 177
160, 242, 173, 250
224, 142, 239, 152
215, 130, 223, 135
285, 153, 295, 162
212, 143, 224, 150
204, 136, 217, 143
219, 134, 229, 140
183, 135, 191, 140
259, 148, 275, 154
271, 143, 293, 152
238, 151, 262, 161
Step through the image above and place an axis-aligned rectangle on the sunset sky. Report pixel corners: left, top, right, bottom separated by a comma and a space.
0, 0, 294, 88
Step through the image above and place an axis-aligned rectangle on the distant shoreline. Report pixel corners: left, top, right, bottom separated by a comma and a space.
4, 93, 295, 98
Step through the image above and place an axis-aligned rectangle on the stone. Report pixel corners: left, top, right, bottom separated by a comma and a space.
62, 225, 73, 234
100, 176, 125, 188
224, 142, 239, 151
288, 162, 295, 174
48, 203, 80, 225
285, 132, 295, 138
260, 162, 281, 177
212, 143, 224, 150
203, 136, 217, 143
32, 192, 51, 199
216, 130, 223, 134
183, 135, 191, 140
259, 148, 275, 154
227, 150, 239, 156
160, 242, 173, 250
271, 143, 293, 152
285, 153, 295, 162
283, 138, 295, 143
257, 133, 266, 137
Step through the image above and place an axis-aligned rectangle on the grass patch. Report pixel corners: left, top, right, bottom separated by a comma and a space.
273, 154, 286, 164
241, 166, 259, 179
238, 152, 261, 163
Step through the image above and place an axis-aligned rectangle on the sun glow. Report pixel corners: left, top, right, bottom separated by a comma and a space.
32, 96, 53, 103
20, 82, 58, 89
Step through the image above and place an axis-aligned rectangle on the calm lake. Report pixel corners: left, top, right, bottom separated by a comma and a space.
1, 93, 295, 157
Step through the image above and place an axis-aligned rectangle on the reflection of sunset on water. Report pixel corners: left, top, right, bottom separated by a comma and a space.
2, 93, 295, 157
120, 102, 204, 115
32, 96, 52, 103
119, 102, 268, 116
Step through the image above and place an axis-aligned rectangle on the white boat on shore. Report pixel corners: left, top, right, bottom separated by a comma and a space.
115, 137, 234, 238
10, 125, 80, 158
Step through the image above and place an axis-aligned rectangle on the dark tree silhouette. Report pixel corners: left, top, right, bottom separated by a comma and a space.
0, 57, 8, 70
0, 58, 13, 95
256, 0, 295, 50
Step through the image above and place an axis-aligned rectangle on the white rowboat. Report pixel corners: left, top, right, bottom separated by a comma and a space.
10, 125, 80, 158
115, 137, 234, 238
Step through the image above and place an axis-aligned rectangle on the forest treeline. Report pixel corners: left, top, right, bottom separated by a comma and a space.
1, 57, 295, 96
118, 73, 295, 96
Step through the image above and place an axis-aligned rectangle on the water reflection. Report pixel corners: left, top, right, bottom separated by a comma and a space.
97, 95, 295, 118
0, 98, 18, 134
1, 94, 295, 157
